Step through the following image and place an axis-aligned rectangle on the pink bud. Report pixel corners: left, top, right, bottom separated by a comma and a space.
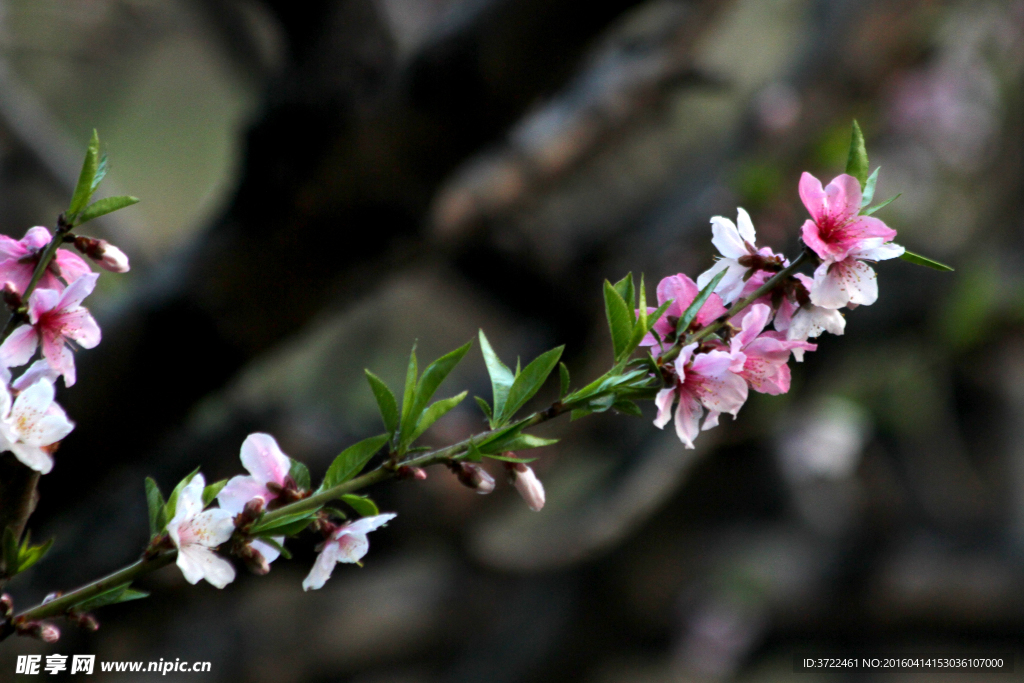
237, 543, 271, 576
449, 461, 495, 494
397, 465, 428, 481
0, 593, 12, 619
73, 236, 130, 273
39, 623, 60, 643
77, 614, 100, 632
506, 461, 545, 511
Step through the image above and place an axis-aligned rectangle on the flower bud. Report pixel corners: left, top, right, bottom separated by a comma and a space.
236, 543, 271, 576
234, 496, 266, 528
505, 460, 545, 511
1, 593, 13, 619
448, 461, 495, 494
18, 620, 60, 642
75, 613, 100, 632
397, 465, 428, 481
73, 236, 130, 273
42, 592, 61, 604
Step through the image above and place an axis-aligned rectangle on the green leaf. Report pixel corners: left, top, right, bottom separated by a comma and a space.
91, 153, 108, 193
478, 330, 515, 426
68, 130, 100, 218
400, 343, 419, 436
860, 167, 879, 207
499, 345, 564, 423
604, 280, 634, 361
2, 527, 19, 576
410, 391, 467, 443
255, 536, 292, 560
288, 458, 311, 491
465, 438, 484, 462
74, 583, 149, 613
627, 274, 650, 352
474, 396, 493, 421
558, 362, 571, 398
482, 452, 537, 463
365, 370, 399, 436
845, 119, 869, 188
202, 479, 228, 507
144, 477, 167, 537
899, 250, 954, 272
862, 193, 901, 215
677, 269, 727, 337
321, 434, 390, 491
17, 537, 54, 574
400, 341, 472, 448
612, 273, 636, 322
250, 509, 320, 535
341, 494, 379, 517
483, 433, 558, 454
164, 466, 200, 522
612, 399, 643, 417
77, 195, 139, 225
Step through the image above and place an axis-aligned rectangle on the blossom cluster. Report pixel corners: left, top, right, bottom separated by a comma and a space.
0, 227, 130, 474
649, 172, 903, 448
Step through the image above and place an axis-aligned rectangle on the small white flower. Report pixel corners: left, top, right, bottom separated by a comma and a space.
166, 474, 236, 588
697, 208, 763, 304
0, 376, 74, 474
302, 513, 396, 591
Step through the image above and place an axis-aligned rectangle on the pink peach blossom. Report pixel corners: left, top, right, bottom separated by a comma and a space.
729, 304, 815, 395
640, 274, 727, 349
808, 239, 904, 309
0, 273, 100, 386
654, 343, 748, 449
302, 513, 397, 591
799, 173, 898, 262
166, 474, 237, 588
0, 227, 91, 295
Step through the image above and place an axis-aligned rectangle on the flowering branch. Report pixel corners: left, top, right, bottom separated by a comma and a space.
0, 121, 955, 646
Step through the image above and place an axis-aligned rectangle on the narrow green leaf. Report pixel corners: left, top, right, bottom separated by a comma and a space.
342, 494, 380, 517
570, 407, 593, 421
862, 193, 901, 215
321, 434, 390, 491
286, 458, 310, 491
164, 466, 200, 522
860, 167, 879, 207
558, 362, 570, 398
647, 299, 671, 333
68, 130, 100, 217
144, 477, 167, 537
899, 250, 954, 272
476, 422, 525, 452
400, 341, 472, 448
250, 509, 320, 535
845, 120, 869, 188
202, 479, 228, 507
17, 538, 54, 574
612, 273, 636, 323
604, 280, 634, 361
465, 438, 484, 462
478, 330, 515, 425
253, 517, 312, 537
74, 583, 149, 613
365, 370, 399, 436
612, 399, 643, 417
499, 346, 564, 423
400, 343, 419, 435
90, 153, 108, 193
77, 195, 139, 225
483, 433, 558, 454
474, 396, 493, 421
677, 269, 727, 337
410, 391, 467, 443
482, 452, 537, 463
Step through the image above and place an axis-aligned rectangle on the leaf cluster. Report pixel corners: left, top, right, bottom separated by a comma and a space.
845, 121, 953, 272
66, 130, 138, 227
2, 527, 54, 578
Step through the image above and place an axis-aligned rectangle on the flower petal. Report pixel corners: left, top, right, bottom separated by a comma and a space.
239, 433, 291, 487
710, 215, 747, 258
52, 308, 101, 349
0, 325, 39, 369
673, 391, 702, 449
343, 512, 397, 537
176, 545, 236, 588
302, 547, 338, 591
217, 475, 272, 515
653, 387, 675, 429
8, 442, 53, 474
56, 273, 99, 311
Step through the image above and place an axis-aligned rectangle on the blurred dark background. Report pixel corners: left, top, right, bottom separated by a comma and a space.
3, 0, 1024, 680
